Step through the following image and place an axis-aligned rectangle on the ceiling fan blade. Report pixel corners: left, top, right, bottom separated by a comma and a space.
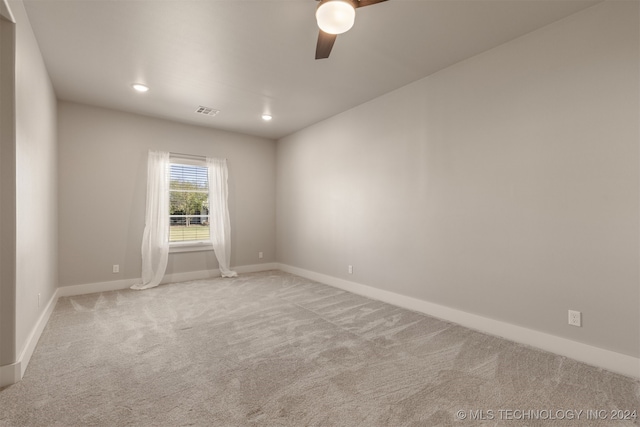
355, 0, 387, 7
315, 30, 337, 59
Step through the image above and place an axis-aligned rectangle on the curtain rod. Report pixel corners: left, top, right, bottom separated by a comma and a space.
170, 151, 206, 160
168, 152, 228, 162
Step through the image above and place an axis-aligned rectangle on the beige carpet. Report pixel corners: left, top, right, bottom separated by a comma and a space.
0, 270, 638, 426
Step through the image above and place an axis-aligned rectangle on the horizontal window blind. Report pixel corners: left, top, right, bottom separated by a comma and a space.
169, 162, 210, 243
170, 164, 208, 191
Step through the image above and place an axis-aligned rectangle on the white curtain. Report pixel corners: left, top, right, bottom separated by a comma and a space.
131, 151, 170, 290
207, 157, 237, 278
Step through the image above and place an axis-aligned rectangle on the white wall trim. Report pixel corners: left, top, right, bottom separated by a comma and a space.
0, 287, 58, 387
0, 360, 20, 388
235, 262, 279, 274
58, 263, 279, 297
277, 263, 640, 380
57, 277, 138, 297
161, 263, 279, 284
17, 288, 58, 379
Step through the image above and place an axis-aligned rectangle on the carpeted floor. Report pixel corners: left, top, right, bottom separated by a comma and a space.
0, 270, 638, 426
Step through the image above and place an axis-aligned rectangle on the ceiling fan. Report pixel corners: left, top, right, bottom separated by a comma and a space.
315, 0, 388, 59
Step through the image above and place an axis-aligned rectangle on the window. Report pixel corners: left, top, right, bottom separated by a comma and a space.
135, 150, 235, 290
169, 158, 211, 249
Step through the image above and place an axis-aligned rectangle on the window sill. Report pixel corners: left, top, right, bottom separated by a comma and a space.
169, 241, 214, 253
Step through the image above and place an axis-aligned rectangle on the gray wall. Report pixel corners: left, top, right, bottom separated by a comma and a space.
58, 102, 276, 287
0, 2, 16, 367
11, 0, 58, 360
276, 1, 639, 357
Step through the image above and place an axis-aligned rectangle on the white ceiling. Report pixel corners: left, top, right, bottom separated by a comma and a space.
23, 0, 600, 140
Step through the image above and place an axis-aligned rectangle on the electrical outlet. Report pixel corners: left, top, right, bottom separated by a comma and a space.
258, 251, 263, 259
568, 310, 581, 327
112, 264, 119, 274
348, 265, 353, 274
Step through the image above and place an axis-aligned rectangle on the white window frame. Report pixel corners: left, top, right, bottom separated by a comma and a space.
168, 155, 213, 254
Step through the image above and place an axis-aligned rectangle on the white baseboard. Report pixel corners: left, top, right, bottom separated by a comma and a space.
161, 263, 279, 284
0, 287, 58, 388
57, 263, 280, 297
0, 361, 20, 388
277, 263, 640, 380
57, 277, 138, 297
235, 262, 279, 274
17, 288, 59, 380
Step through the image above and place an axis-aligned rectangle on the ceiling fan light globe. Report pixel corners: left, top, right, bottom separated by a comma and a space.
316, 0, 356, 35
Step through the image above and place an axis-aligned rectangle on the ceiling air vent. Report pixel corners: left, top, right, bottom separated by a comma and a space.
195, 106, 219, 117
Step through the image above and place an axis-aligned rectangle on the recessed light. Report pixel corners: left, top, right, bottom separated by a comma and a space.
262, 114, 272, 121
132, 83, 149, 93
